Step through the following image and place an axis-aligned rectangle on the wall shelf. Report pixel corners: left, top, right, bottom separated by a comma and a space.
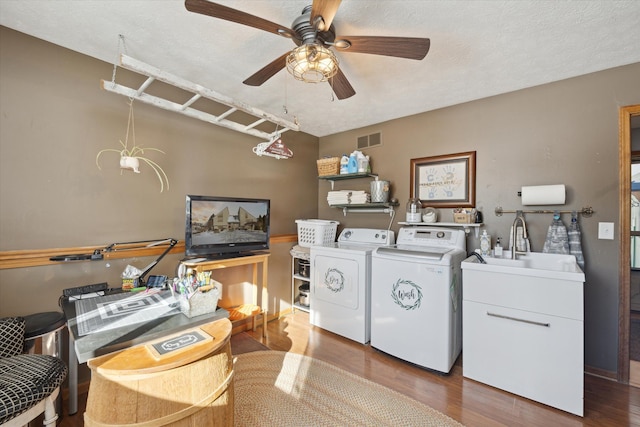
332, 202, 399, 217
319, 173, 377, 190
320, 172, 396, 216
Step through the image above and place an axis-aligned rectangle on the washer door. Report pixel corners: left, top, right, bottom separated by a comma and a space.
371, 255, 458, 373
312, 254, 359, 309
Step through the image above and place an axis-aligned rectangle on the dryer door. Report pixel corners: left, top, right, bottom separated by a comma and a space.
312, 254, 359, 309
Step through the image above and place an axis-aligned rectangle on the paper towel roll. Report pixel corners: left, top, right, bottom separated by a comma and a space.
521, 184, 566, 205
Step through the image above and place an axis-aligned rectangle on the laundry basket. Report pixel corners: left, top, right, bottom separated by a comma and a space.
295, 219, 339, 248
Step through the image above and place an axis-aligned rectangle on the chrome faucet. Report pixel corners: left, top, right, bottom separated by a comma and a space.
511, 211, 528, 259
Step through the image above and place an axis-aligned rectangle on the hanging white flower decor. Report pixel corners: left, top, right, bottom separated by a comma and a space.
96, 99, 169, 192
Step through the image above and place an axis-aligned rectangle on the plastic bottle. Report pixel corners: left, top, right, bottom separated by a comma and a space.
347, 152, 358, 174
405, 198, 422, 223
357, 153, 368, 173
494, 237, 503, 257
480, 230, 491, 256
339, 155, 349, 175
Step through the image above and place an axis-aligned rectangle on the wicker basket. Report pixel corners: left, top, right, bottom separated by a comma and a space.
317, 157, 340, 176
453, 212, 475, 224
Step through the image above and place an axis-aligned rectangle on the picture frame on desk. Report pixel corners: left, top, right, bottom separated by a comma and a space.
410, 151, 476, 208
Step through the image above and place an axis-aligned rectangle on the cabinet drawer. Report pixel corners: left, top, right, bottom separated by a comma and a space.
462, 269, 583, 319
463, 300, 583, 416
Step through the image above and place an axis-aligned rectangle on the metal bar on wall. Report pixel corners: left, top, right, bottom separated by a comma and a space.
494, 206, 594, 217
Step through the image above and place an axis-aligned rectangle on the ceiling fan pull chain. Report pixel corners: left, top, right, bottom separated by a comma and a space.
283, 70, 289, 116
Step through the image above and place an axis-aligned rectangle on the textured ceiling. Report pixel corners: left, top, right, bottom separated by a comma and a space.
1, 0, 639, 137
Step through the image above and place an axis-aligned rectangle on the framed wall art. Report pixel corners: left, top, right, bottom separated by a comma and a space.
410, 151, 476, 208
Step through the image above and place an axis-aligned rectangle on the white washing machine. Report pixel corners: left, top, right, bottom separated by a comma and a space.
371, 227, 466, 373
310, 228, 395, 344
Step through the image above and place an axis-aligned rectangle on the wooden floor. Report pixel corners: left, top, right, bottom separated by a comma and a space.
60, 311, 640, 426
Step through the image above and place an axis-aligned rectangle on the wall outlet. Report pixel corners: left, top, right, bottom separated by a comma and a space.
598, 222, 614, 240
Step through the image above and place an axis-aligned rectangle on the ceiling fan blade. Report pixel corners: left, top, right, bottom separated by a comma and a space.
243, 52, 289, 86
311, 0, 342, 31
329, 68, 355, 100
185, 0, 295, 38
334, 36, 430, 60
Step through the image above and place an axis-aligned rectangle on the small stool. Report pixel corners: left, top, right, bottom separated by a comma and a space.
22, 311, 66, 424
24, 311, 66, 357
228, 304, 266, 337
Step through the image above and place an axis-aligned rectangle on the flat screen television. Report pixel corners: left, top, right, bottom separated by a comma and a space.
185, 195, 270, 258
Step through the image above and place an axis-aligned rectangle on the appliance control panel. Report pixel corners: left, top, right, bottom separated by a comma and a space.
338, 228, 395, 245
396, 227, 466, 249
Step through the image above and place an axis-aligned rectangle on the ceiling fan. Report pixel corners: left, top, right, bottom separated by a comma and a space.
184, 0, 430, 100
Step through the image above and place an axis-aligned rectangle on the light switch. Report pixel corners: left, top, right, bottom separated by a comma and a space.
598, 222, 614, 240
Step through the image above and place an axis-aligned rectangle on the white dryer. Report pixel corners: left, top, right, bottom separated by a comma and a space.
310, 228, 395, 344
371, 227, 466, 373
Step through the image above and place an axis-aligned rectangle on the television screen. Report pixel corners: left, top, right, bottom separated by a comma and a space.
185, 195, 270, 258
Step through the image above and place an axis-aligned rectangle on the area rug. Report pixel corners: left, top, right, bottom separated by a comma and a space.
233, 350, 463, 426
230, 332, 270, 355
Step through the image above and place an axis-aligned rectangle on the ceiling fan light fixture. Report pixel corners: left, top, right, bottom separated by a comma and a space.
286, 44, 339, 83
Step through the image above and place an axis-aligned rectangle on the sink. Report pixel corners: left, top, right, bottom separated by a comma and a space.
461, 250, 585, 416
462, 252, 585, 281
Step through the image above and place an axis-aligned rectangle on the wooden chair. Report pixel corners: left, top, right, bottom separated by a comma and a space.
0, 317, 68, 426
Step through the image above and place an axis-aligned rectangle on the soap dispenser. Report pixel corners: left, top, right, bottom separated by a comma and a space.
480, 230, 491, 256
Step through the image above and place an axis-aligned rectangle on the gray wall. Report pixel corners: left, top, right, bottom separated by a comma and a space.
2, 25, 639, 376
317, 63, 640, 374
0, 27, 318, 320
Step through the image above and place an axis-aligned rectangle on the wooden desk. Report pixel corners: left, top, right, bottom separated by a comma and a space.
182, 252, 269, 338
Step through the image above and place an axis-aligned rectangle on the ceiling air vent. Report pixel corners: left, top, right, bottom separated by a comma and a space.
356, 132, 382, 149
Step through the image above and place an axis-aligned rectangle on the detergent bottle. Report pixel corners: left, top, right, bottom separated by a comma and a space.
347, 152, 358, 173
340, 155, 349, 174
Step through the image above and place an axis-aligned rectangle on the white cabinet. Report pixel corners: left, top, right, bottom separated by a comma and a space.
290, 247, 310, 313
462, 268, 584, 416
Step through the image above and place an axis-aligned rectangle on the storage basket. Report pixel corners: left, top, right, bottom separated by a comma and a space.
178, 280, 222, 318
295, 219, 339, 248
453, 212, 475, 224
316, 157, 340, 176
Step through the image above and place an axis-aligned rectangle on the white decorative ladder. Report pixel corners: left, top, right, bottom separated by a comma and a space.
101, 54, 299, 141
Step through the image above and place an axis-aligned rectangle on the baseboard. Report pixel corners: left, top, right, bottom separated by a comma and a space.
630, 360, 640, 387
585, 364, 617, 381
